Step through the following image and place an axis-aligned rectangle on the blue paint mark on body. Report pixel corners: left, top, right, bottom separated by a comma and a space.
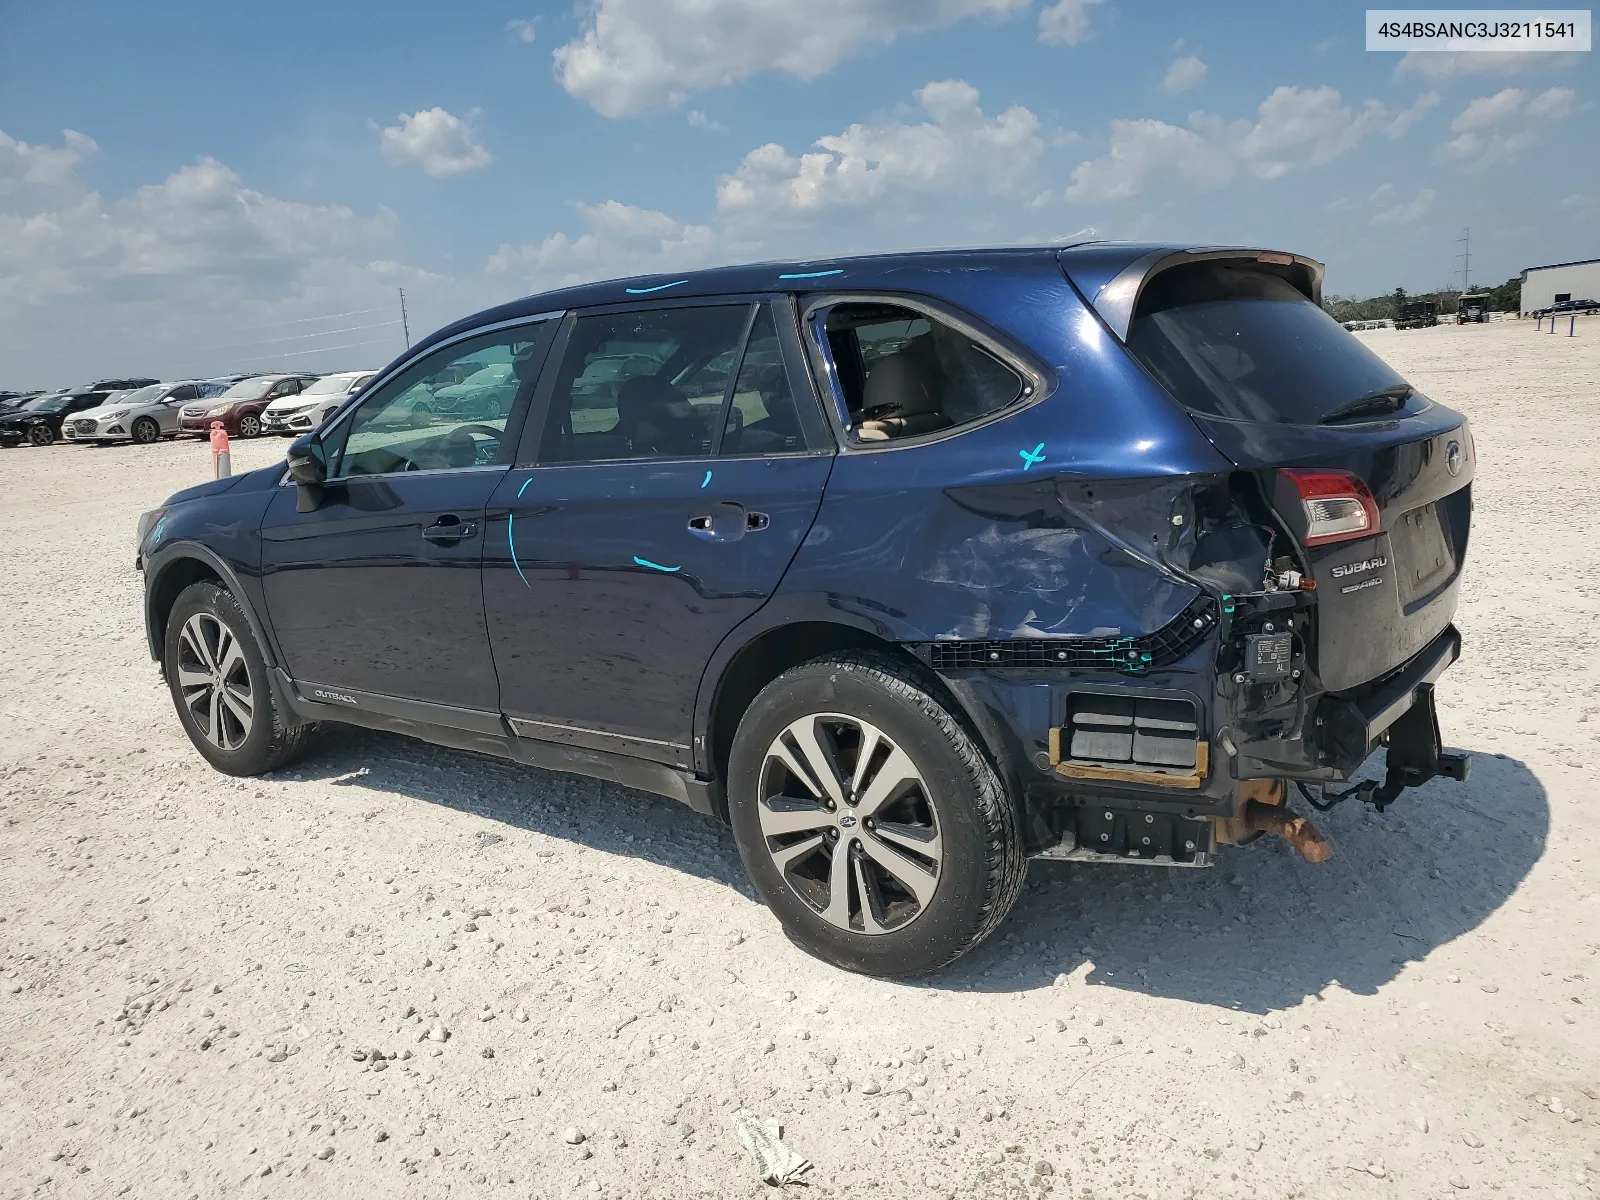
1019, 443, 1047, 470
633, 556, 681, 573
778, 269, 844, 280
625, 280, 689, 295
701, 470, 712, 488
510, 476, 532, 586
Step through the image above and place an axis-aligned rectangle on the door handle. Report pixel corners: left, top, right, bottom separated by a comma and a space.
423, 515, 477, 543
688, 502, 749, 543
745, 511, 770, 532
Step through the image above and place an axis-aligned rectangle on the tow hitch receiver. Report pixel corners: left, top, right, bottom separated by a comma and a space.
1307, 684, 1470, 813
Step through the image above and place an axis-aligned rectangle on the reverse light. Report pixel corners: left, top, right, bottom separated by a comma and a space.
1279, 469, 1380, 547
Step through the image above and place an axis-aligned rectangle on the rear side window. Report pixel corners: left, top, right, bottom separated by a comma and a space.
1126, 263, 1414, 425
821, 303, 1026, 443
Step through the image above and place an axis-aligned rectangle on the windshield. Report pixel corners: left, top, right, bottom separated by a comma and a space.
300, 374, 355, 397
1125, 263, 1415, 425
27, 395, 72, 413
218, 377, 276, 400
116, 385, 167, 406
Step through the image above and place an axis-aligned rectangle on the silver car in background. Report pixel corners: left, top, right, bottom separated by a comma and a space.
261, 370, 376, 435
62, 381, 207, 444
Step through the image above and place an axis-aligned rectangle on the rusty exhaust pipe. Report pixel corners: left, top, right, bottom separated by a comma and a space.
1212, 779, 1333, 864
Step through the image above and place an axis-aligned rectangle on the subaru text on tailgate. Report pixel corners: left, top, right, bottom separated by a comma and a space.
136, 245, 1473, 976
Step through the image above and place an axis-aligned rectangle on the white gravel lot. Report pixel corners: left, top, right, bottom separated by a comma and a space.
2, 317, 1598, 1200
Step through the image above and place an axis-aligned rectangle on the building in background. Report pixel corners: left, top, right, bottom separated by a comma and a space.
1520, 257, 1600, 314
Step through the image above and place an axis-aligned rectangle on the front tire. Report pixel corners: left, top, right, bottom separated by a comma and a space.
237, 414, 260, 438
132, 417, 160, 444
163, 582, 311, 776
727, 653, 1025, 977
29, 425, 54, 447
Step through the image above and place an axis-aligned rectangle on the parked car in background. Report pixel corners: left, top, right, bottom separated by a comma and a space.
63, 381, 206, 444
178, 374, 319, 438
196, 374, 263, 399
138, 244, 1475, 976
1534, 297, 1600, 317
0, 391, 44, 414
85, 377, 161, 392
0, 388, 114, 447
262, 370, 375, 435
1396, 302, 1438, 329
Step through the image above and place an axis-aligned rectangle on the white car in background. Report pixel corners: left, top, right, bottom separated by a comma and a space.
261, 370, 376, 435
62, 381, 207, 444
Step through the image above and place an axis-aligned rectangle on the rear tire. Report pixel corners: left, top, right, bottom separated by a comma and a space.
132, 417, 160, 444
727, 652, 1025, 977
163, 582, 311, 776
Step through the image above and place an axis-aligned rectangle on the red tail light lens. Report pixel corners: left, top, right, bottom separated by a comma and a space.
1279, 469, 1380, 547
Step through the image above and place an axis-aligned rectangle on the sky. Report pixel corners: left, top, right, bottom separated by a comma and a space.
1, 0, 1594, 387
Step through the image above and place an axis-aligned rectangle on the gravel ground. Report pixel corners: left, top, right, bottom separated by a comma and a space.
2, 318, 1597, 1200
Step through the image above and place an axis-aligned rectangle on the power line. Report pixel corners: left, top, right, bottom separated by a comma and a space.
227, 306, 392, 333
224, 336, 402, 366
204, 319, 402, 353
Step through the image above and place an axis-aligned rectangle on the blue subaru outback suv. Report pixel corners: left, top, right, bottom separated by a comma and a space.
138, 244, 1473, 976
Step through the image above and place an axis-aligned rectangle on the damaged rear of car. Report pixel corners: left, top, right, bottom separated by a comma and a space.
871, 245, 1472, 878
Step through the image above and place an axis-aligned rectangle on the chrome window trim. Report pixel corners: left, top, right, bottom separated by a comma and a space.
798, 291, 1052, 454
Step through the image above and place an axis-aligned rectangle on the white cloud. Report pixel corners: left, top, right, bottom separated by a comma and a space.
1038, 0, 1103, 46
505, 18, 537, 44
375, 108, 492, 177
1442, 85, 1574, 166
1527, 85, 1575, 118
0, 135, 444, 384
487, 200, 718, 288
0, 128, 99, 188
1451, 87, 1524, 131
1068, 85, 1402, 202
1384, 91, 1440, 137
551, 0, 1030, 118
716, 80, 1043, 220
1162, 55, 1206, 94
1371, 187, 1435, 226
687, 109, 725, 132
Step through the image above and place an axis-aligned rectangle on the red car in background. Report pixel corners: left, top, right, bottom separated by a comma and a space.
178, 374, 319, 438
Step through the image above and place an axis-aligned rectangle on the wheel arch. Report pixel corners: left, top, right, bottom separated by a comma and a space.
144, 543, 277, 674
698, 617, 1024, 826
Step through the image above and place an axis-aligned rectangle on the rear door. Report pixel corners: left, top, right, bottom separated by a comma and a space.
1114, 259, 1473, 691
483, 298, 834, 765
258, 320, 556, 716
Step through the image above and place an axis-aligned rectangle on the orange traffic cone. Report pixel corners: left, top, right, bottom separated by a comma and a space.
210, 421, 232, 479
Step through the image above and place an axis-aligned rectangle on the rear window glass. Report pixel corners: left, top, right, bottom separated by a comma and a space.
1126, 264, 1414, 425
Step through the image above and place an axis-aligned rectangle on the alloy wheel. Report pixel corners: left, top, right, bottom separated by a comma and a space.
176, 613, 254, 751
133, 419, 159, 444
756, 713, 942, 935
238, 414, 260, 438
28, 425, 52, 446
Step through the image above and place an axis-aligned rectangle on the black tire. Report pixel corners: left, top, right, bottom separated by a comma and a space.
131, 417, 160, 444
29, 424, 53, 447
727, 652, 1025, 977
237, 413, 260, 439
163, 581, 312, 776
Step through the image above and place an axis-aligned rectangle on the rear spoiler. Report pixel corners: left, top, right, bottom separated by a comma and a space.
1058, 246, 1326, 342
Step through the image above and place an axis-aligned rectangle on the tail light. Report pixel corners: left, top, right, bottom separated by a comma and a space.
1279, 469, 1379, 547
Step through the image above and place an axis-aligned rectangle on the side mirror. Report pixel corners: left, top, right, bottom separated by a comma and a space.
286, 433, 327, 512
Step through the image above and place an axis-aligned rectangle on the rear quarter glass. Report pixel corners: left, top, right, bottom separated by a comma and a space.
1125, 262, 1417, 426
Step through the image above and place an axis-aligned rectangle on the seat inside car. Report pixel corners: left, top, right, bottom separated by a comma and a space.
857, 337, 953, 441
615, 375, 709, 457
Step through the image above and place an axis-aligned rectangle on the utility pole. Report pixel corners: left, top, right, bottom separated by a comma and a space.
399, 288, 411, 349
1455, 228, 1471, 293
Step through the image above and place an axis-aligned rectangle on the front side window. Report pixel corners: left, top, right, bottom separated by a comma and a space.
538, 305, 751, 464
820, 302, 1027, 443
327, 323, 552, 477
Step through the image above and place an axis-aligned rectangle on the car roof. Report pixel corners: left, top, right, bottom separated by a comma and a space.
409, 241, 1318, 361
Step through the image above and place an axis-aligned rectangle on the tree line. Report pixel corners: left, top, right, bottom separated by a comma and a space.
1323, 276, 1522, 322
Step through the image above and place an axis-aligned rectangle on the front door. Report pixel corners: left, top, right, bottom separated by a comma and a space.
483, 300, 834, 764
259, 319, 557, 716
